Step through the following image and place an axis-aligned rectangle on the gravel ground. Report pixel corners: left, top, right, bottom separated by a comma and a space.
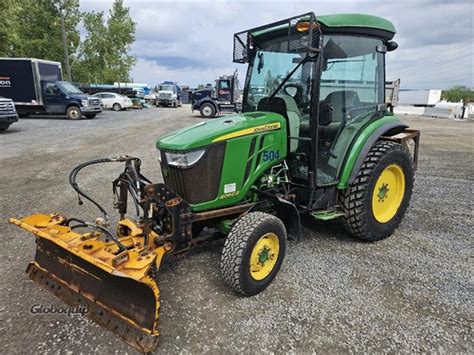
0, 107, 472, 353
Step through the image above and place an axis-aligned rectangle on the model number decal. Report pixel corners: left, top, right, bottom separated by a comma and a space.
262, 150, 280, 162
219, 191, 240, 199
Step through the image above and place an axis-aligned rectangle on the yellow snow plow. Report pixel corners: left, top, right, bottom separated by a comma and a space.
9, 212, 168, 352
10, 156, 253, 352
8, 156, 205, 352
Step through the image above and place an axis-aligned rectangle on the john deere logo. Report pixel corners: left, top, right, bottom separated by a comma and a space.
0, 76, 11, 88
252, 123, 280, 134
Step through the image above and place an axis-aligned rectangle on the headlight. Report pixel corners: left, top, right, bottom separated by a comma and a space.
164, 149, 206, 168
81, 99, 89, 106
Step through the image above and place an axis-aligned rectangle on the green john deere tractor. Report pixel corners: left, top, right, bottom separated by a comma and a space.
10, 12, 419, 352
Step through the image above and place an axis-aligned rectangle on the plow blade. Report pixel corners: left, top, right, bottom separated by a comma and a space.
10, 214, 165, 353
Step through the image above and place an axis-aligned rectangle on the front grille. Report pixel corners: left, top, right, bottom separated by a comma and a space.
0, 100, 15, 113
161, 143, 226, 205
88, 98, 101, 106
159, 93, 172, 99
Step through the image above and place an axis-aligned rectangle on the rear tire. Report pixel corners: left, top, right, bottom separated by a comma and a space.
66, 106, 82, 120
0, 123, 10, 131
200, 103, 216, 118
339, 140, 414, 241
113, 103, 122, 111
221, 212, 286, 296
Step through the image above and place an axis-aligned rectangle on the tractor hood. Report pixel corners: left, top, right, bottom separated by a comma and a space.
156, 112, 286, 151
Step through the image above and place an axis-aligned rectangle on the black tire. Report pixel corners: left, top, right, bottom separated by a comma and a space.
0, 123, 10, 131
339, 140, 414, 241
200, 103, 216, 118
113, 103, 122, 111
173, 101, 177, 108
84, 113, 96, 119
66, 106, 82, 120
221, 211, 287, 296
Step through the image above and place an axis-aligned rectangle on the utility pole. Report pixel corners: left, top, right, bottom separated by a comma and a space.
59, 0, 72, 81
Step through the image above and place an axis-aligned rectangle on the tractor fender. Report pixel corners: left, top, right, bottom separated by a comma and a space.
274, 196, 301, 242
250, 187, 300, 242
337, 118, 407, 189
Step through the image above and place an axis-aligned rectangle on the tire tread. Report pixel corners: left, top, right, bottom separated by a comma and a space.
339, 140, 413, 241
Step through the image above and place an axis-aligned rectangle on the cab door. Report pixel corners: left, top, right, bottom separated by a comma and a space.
315, 35, 385, 186
217, 80, 231, 103
43, 82, 65, 113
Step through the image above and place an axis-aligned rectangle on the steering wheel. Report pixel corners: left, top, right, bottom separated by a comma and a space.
283, 83, 307, 108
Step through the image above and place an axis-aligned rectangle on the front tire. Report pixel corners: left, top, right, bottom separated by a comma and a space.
200, 103, 216, 118
0, 123, 10, 131
339, 140, 414, 241
221, 212, 286, 296
66, 106, 82, 120
113, 103, 122, 111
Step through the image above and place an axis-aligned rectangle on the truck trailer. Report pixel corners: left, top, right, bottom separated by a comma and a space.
0, 58, 102, 119
398, 89, 442, 107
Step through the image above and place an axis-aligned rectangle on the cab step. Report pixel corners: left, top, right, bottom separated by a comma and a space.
311, 209, 345, 221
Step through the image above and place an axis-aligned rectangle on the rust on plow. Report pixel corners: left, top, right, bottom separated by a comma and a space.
27, 262, 159, 352
9, 213, 167, 353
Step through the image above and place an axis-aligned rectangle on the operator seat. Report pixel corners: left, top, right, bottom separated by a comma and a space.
257, 95, 301, 153
323, 90, 361, 122
318, 90, 361, 141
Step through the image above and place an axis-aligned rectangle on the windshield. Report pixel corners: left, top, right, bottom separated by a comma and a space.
243, 38, 315, 113
159, 85, 174, 92
57, 81, 83, 94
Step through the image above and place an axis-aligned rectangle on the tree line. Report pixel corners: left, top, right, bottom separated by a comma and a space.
441, 85, 474, 103
0, 0, 136, 84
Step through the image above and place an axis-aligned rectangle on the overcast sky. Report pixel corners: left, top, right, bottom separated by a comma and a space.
80, 0, 473, 89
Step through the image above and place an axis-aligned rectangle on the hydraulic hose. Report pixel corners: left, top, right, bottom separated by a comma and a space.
68, 156, 129, 222
66, 217, 126, 251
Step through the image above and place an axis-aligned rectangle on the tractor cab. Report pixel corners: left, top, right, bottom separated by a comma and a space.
236, 13, 399, 190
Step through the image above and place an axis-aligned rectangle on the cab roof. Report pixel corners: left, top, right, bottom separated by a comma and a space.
318, 14, 396, 34
250, 13, 396, 41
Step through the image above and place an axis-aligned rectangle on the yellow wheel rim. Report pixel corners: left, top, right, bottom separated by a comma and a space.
372, 164, 406, 223
249, 233, 280, 281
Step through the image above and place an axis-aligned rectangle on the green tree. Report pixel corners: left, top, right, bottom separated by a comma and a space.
73, 0, 136, 83
0, 0, 16, 56
3, 0, 80, 80
442, 85, 474, 103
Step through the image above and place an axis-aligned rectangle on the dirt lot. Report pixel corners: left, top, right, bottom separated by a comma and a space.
0, 107, 472, 353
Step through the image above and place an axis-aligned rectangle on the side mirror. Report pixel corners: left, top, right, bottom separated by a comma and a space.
319, 102, 333, 126
387, 41, 398, 52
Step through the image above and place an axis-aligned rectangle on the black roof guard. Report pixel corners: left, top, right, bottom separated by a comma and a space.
233, 12, 321, 63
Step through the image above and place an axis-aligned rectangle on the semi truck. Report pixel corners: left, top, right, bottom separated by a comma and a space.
156, 81, 182, 107
191, 70, 241, 118
0, 58, 102, 119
